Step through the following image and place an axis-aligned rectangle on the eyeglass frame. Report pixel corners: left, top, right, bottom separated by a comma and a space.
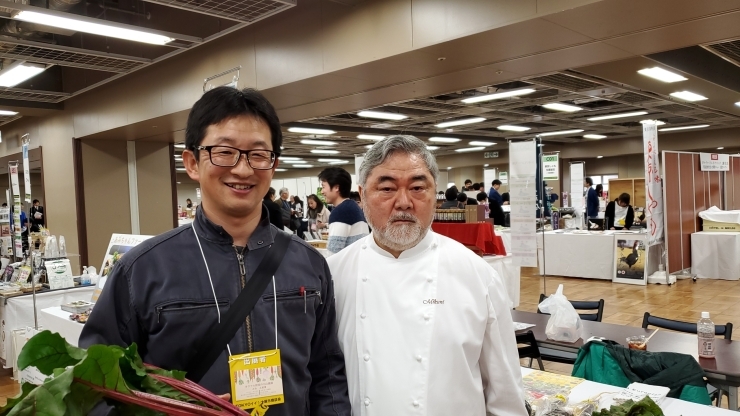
195, 145, 279, 170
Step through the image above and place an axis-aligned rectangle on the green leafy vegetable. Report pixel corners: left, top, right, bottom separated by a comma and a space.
17, 330, 86, 375
0, 384, 35, 416
593, 396, 664, 416
7, 366, 74, 416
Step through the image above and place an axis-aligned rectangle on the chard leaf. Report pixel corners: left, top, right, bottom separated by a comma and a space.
73, 345, 130, 394
63, 382, 103, 416
141, 376, 201, 404
17, 331, 86, 375
113, 344, 147, 390
7, 366, 74, 416
0, 384, 35, 416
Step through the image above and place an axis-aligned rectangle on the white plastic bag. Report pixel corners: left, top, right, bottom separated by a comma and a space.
538, 284, 582, 343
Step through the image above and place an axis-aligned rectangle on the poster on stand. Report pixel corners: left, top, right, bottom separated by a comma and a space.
21, 137, 31, 203
569, 162, 585, 229
100, 234, 153, 277
542, 153, 559, 181
499, 171, 508, 184
642, 122, 664, 246
613, 234, 648, 285
509, 140, 538, 267
9, 163, 22, 257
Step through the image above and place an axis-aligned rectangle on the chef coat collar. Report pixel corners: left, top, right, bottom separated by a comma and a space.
368, 227, 436, 259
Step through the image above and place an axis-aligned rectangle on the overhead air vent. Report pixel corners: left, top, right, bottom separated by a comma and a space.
528, 73, 601, 91
612, 121, 642, 127
611, 92, 657, 104
693, 112, 725, 119
655, 104, 693, 113
0, 88, 69, 103
401, 100, 463, 112
660, 116, 696, 124
142, 0, 296, 22
704, 39, 740, 66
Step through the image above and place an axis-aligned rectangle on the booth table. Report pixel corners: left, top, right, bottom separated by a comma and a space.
537, 231, 615, 280
0, 286, 95, 367
691, 232, 740, 280
521, 367, 737, 416
431, 222, 506, 255
498, 228, 512, 254
38, 306, 85, 347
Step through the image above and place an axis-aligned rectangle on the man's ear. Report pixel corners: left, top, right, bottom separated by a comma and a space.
182, 150, 200, 182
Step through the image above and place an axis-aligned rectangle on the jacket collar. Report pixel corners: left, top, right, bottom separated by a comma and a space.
194, 204, 275, 250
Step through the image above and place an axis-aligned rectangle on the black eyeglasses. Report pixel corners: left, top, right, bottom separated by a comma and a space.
196, 145, 277, 170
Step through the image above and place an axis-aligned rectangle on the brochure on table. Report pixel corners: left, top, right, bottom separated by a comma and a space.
613, 232, 648, 286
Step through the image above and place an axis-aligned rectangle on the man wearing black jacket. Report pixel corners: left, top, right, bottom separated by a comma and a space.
605, 192, 635, 230
80, 87, 350, 416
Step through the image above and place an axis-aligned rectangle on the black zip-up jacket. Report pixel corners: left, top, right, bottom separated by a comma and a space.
80, 206, 351, 416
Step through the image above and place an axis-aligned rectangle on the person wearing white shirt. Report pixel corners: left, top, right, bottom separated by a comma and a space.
327, 135, 527, 416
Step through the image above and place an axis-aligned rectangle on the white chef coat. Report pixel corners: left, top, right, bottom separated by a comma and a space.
327, 230, 527, 416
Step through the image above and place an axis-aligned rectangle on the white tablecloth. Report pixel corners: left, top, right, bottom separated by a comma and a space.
497, 228, 512, 254
483, 254, 520, 308
38, 306, 85, 347
521, 368, 736, 416
691, 232, 740, 280
537, 232, 614, 280
178, 218, 194, 227
0, 286, 95, 366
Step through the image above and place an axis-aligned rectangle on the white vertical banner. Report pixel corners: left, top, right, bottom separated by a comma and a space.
569, 163, 585, 231
509, 140, 538, 267
643, 122, 664, 246
21, 135, 31, 203
9, 162, 22, 257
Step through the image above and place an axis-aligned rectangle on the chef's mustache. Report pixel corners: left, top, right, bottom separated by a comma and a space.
388, 212, 418, 224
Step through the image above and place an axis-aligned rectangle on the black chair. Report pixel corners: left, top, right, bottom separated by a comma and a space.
538, 294, 605, 322
516, 330, 544, 371
642, 312, 734, 407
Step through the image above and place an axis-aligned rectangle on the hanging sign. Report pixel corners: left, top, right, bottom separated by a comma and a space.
643, 122, 664, 246
699, 153, 730, 171
509, 141, 538, 267
498, 171, 508, 184
9, 162, 22, 257
542, 153, 559, 181
22, 135, 31, 203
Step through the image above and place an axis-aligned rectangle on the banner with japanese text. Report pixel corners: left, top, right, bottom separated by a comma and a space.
642, 122, 664, 247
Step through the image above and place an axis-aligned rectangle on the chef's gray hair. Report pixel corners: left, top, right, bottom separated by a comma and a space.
279, 187, 289, 195
359, 135, 439, 186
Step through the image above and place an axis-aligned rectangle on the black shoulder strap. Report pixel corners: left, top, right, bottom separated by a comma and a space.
188, 231, 292, 382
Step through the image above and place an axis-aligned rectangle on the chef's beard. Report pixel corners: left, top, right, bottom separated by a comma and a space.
368, 211, 428, 252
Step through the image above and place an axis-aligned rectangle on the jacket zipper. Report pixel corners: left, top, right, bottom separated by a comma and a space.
262, 288, 322, 304
155, 301, 229, 324
235, 246, 254, 353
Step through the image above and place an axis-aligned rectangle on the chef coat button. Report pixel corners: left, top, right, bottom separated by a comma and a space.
413, 400, 419, 407
426, 277, 433, 283
415, 355, 422, 362
364, 398, 370, 406
362, 244, 367, 249
423, 313, 430, 321
360, 313, 367, 319
363, 354, 370, 362
432, 242, 438, 248
362, 276, 368, 282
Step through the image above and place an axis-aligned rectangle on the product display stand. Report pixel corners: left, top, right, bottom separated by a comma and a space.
537, 136, 548, 296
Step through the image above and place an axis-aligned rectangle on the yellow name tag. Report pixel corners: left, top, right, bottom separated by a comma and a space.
229, 349, 284, 415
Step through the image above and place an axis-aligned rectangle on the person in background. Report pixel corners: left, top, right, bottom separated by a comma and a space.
585, 177, 599, 220
477, 192, 490, 217
307, 194, 330, 233
319, 166, 370, 255
349, 191, 361, 203
328, 135, 527, 416
290, 195, 305, 234
440, 187, 458, 208
263, 187, 285, 230
456, 192, 469, 208
605, 192, 635, 230
501, 192, 510, 205
1, 203, 6, 208
472, 183, 481, 192
186, 198, 193, 209
595, 184, 603, 198
30, 199, 44, 232
278, 187, 293, 231
463, 178, 473, 191
488, 179, 503, 206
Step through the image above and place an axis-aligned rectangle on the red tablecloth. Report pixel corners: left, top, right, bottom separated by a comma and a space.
431, 222, 507, 256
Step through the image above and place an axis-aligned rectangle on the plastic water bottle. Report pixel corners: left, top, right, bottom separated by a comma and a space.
698, 312, 716, 358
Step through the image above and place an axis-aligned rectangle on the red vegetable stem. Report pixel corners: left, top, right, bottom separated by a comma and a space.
149, 374, 246, 416
130, 390, 227, 416
75, 379, 199, 416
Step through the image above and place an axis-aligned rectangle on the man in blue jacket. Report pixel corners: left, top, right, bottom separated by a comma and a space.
80, 87, 350, 416
585, 177, 599, 220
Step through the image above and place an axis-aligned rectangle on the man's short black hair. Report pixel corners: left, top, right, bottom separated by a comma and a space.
185, 87, 282, 158
476, 191, 487, 202
456, 193, 468, 203
472, 183, 481, 191
444, 187, 457, 201
585, 177, 593, 186
492, 179, 502, 186
464, 179, 472, 185
32, 199, 39, 204
318, 167, 352, 198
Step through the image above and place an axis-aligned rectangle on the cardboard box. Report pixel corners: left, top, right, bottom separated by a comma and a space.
465, 205, 487, 223
703, 220, 740, 232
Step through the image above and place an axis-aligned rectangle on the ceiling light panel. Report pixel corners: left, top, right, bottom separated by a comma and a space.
311, 149, 340, 154
455, 147, 485, 153
658, 124, 709, 132
0, 110, 18, 116
497, 125, 530, 132
435, 117, 486, 128
542, 103, 582, 112
469, 141, 496, 146
300, 139, 337, 146
357, 134, 385, 141
357, 110, 408, 120
288, 127, 336, 135
670, 91, 707, 102
426, 146, 440, 150
461, 88, 535, 103
429, 137, 460, 143
279, 157, 303, 161
0, 61, 46, 87
583, 134, 606, 139
637, 67, 688, 83
587, 111, 648, 121
538, 129, 584, 137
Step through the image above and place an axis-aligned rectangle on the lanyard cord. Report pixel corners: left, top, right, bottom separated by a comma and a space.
191, 223, 279, 355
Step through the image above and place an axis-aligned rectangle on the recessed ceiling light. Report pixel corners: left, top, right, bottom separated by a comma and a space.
174, 156, 183, 160
328, 161, 349, 165
469, 141, 496, 146
583, 134, 607, 139
435, 117, 486, 128
483, 164, 489, 167
538, 129, 584, 137
365, 145, 374, 149
0, 61, 46, 87
174, 144, 186, 149
735, 102, 740, 107
497, 125, 530, 132
461, 88, 536, 103
587, 111, 648, 121
637, 67, 688, 83
538, 144, 545, 147
287, 161, 312, 165
13, 10, 175, 45
640, 119, 666, 126
447, 167, 452, 170
597, 156, 604, 159
542, 103, 582, 112
357, 110, 408, 120
717, 147, 725, 150
455, 147, 485, 153
279, 156, 303, 161
429, 137, 460, 143
0, 110, 18, 116
357, 134, 385, 140
658, 124, 710, 132
288, 127, 336, 135
426, 146, 440, 150
311, 149, 340, 154
300, 139, 337, 146
318, 158, 345, 162
670, 91, 707, 102
293, 164, 314, 168
275, 168, 287, 172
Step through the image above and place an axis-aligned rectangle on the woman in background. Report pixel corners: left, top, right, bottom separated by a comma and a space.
307, 194, 330, 232
605, 192, 635, 230
595, 184, 604, 198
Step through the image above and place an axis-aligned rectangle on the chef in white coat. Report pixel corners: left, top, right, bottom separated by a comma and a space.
327, 135, 527, 416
